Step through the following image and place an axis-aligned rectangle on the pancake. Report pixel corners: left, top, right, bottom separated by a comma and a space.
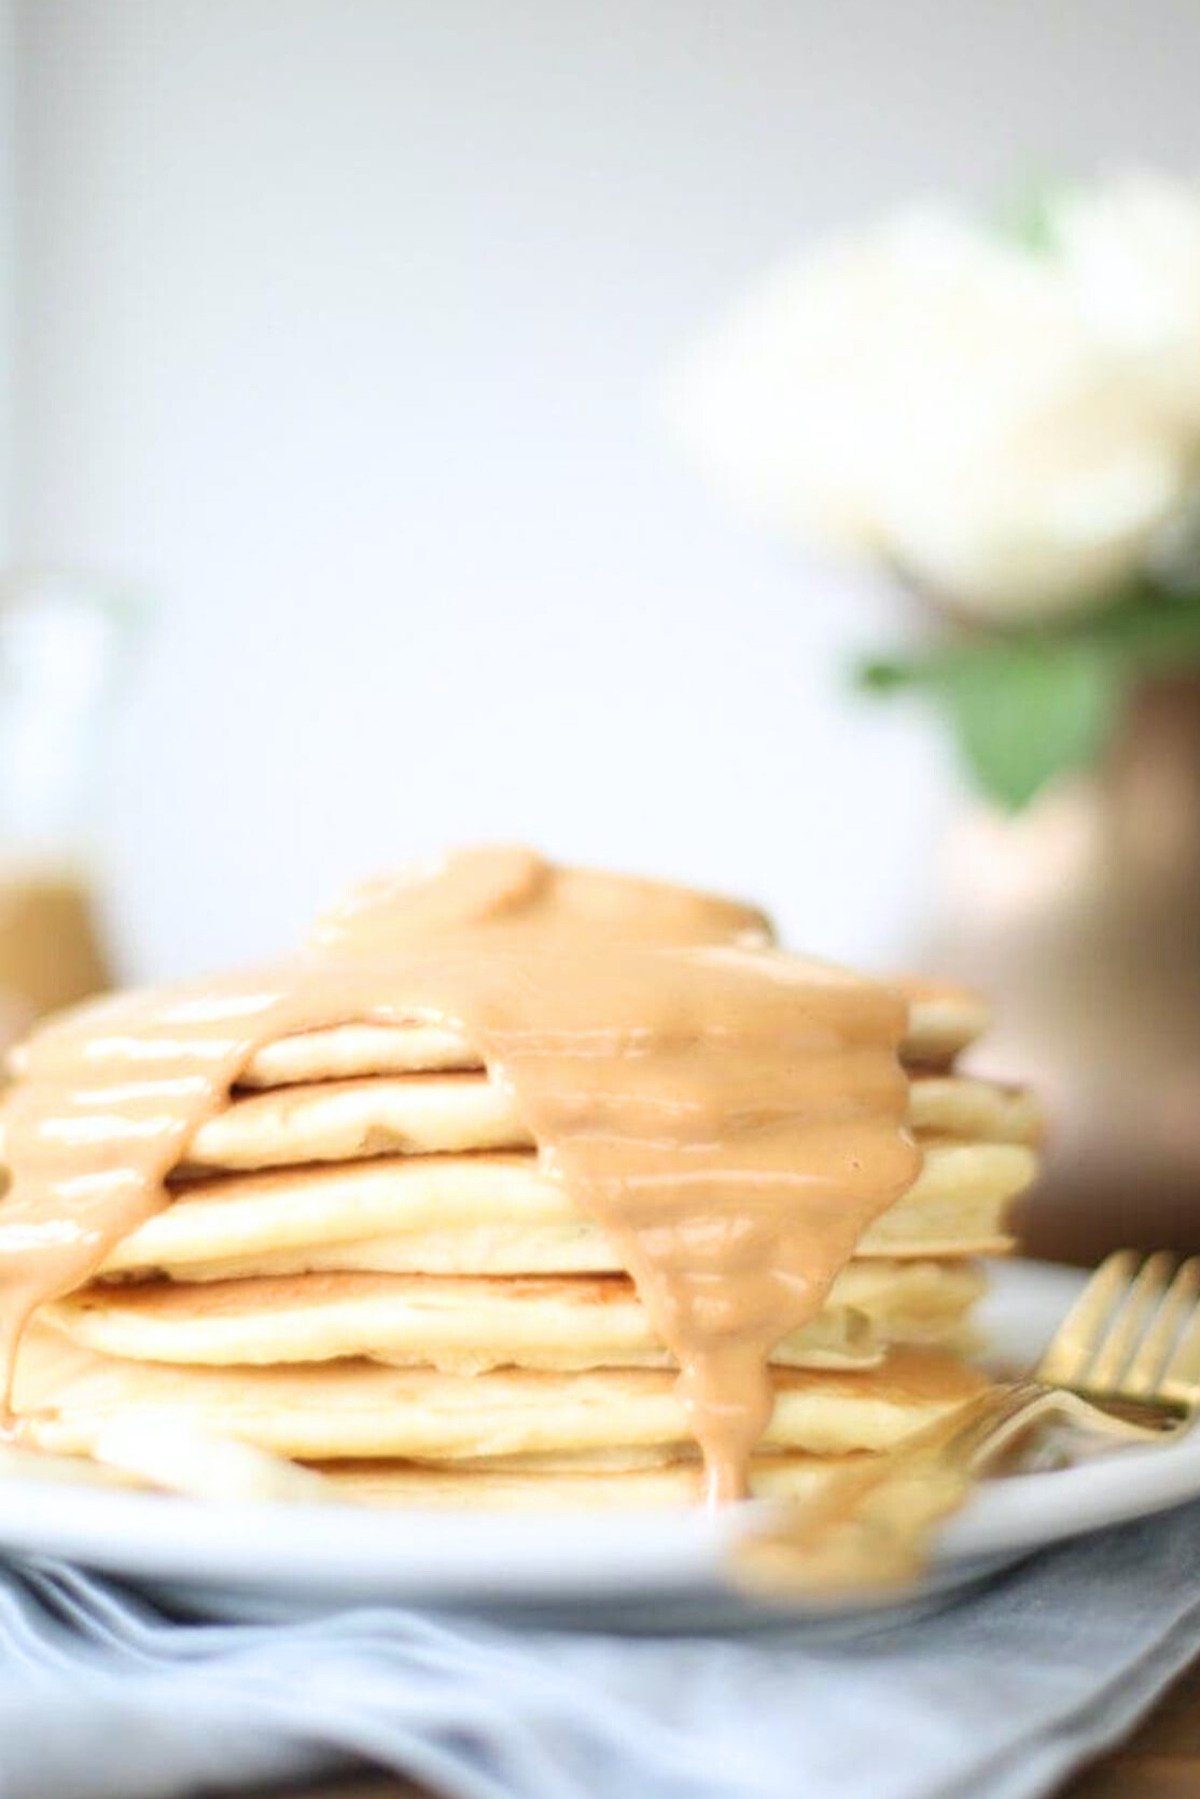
318, 1452, 871, 1511
0, 849, 1021, 1515
0, 1435, 871, 1514
14, 1329, 989, 1462
234, 978, 990, 1093
180, 1074, 525, 1173
241, 1021, 477, 1086
46, 1259, 984, 1372
101, 1141, 1032, 1280
0, 1432, 875, 1513
177, 1068, 1036, 1178
892, 978, 991, 1069
0, 1442, 140, 1491
88, 1417, 336, 1503
908, 1077, 1042, 1146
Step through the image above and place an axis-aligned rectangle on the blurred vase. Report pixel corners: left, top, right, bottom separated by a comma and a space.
0, 573, 130, 1048
925, 673, 1200, 1263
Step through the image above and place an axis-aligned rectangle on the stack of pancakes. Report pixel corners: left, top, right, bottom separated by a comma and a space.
12, 980, 1039, 1509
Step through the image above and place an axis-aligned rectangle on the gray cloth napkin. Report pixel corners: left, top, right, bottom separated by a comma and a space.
3, 1501, 1200, 1799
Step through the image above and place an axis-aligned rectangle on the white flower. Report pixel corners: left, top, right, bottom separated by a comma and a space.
666, 174, 1200, 621
1052, 172, 1200, 430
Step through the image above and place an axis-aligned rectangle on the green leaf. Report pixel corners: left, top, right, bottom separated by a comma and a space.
859, 587, 1200, 808
1082, 586, 1200, 665
939, 644, 1121, 809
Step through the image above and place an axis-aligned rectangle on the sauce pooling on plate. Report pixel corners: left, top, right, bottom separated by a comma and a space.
0, 847, 920, 1502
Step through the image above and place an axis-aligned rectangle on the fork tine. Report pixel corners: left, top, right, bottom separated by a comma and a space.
1124, 1257, 1200, 1394
1129, 1252, 1200, 1388
1036, 1249, 1140, 1387
1157, 1260, 1200, 1398
1086, 1250, 1179, 1390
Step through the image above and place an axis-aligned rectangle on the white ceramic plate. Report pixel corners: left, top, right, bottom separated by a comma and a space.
1, 1259, 1198, 1628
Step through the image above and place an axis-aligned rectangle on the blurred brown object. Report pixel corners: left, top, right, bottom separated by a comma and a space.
0, 865, 110, 1049
925, 674, 1200, 1265
0, 572, 132, 1048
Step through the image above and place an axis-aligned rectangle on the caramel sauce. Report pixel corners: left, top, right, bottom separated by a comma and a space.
0, 847, 920, 1501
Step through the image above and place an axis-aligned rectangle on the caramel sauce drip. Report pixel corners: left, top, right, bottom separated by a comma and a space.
0, 847, 920, 1501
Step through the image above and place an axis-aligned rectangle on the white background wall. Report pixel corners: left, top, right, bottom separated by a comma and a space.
10, 1, 1200, 979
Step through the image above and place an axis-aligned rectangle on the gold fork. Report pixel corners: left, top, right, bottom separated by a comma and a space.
731, 1250, 1200, 1599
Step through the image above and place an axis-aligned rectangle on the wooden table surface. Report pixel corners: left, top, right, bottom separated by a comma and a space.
257, 1650, 1200, 1799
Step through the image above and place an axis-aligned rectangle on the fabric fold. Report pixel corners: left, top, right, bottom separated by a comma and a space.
2, 1499, 1200, 1799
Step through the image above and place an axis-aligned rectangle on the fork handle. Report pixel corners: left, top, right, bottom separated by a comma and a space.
730, 1379, 1059, 1600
